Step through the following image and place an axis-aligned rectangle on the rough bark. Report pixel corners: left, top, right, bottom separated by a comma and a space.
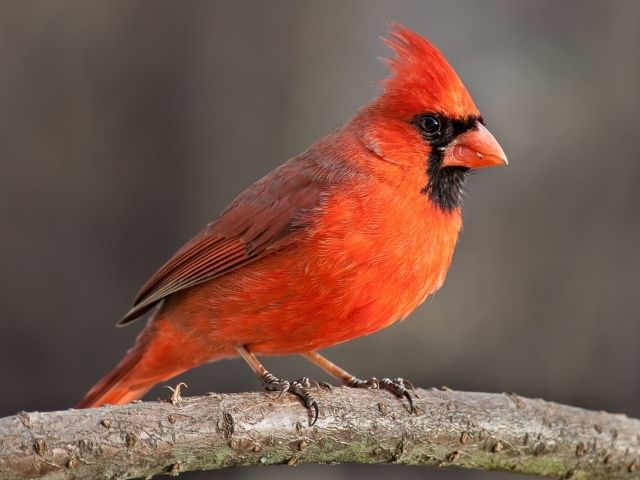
0, 387, 638, 479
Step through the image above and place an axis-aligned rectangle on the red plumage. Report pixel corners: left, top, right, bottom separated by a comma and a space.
77, 25, 506, 409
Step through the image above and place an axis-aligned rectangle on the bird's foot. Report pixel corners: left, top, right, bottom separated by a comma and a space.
348, 376, 415, 413
261, 373, 319, 426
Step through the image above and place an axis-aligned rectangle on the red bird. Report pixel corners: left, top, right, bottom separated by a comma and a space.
77, 25, 507, 423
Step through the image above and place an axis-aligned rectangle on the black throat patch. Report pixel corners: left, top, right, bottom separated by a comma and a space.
421, 116, 481, 212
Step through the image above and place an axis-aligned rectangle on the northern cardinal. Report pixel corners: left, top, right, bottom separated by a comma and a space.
77, 25, 507, 423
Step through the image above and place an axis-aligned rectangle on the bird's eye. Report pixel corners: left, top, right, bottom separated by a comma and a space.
416, 114, 441, 137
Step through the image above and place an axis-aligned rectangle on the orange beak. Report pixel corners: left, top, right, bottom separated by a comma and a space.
442, 123, 508, 169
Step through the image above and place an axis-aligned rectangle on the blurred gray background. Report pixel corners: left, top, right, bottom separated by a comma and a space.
1, 1, 639, 479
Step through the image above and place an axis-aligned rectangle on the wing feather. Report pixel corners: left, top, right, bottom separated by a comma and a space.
118, 171, 322, 325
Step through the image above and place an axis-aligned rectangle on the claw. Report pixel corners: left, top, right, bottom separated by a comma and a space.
262, 374, 320, 426
297, 389, 319, 425
380, 377, 415, 414
402, 389, 415, 414
309, 400, 319, 426
349, 377, 378, 389
398, 377, 415, 391
289, 379, 320, 426
262, 373, 290, 394
349, 376, 415, 414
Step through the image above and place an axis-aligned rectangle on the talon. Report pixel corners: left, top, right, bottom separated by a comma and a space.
237, 348, 320, 427
275, 388, 290, 399
348, 376, 415, 414
402, 389, 415, 414
349, 377, 378, 389
309, 399, 319, 426
262, 373, 290, 393
263, 374, 320, 426
397, 377, 415, 391
380, 377, 415, 414
301, 352, 416, 415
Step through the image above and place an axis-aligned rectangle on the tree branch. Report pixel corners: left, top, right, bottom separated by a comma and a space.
1, 387, 639, 479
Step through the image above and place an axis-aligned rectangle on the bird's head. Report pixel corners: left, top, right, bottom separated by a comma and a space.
356, 25, 507, 212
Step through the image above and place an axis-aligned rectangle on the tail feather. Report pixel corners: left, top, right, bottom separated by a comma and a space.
76, 320, 190, 408
76, 346, 151, 408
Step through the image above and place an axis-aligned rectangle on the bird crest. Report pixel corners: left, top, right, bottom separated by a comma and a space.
380, 24, 479, 119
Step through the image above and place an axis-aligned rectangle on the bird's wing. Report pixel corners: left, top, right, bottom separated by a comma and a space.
118, 169, 323, 325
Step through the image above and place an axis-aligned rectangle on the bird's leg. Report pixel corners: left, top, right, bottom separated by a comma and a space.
301, 350, 414, 413
236, 346, 319, 426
